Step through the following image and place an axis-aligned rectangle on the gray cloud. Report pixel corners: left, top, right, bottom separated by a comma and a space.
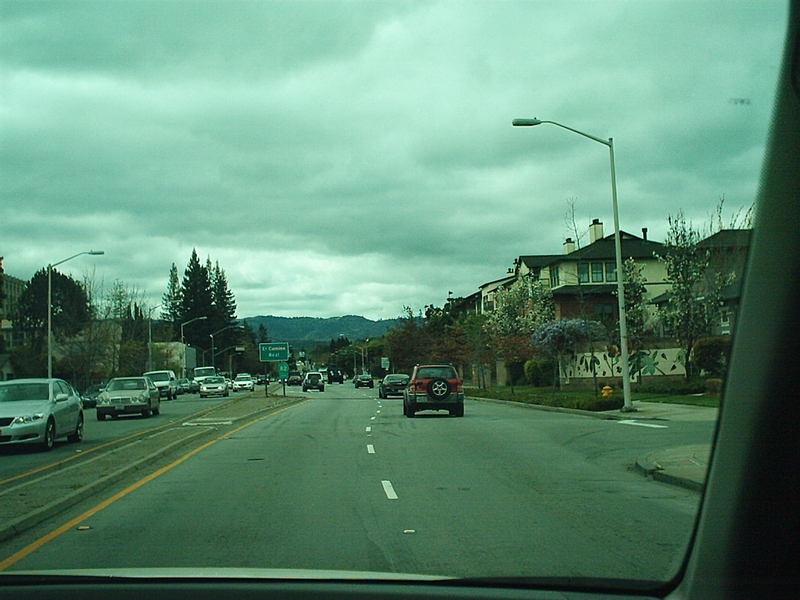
0, 0, 786, 319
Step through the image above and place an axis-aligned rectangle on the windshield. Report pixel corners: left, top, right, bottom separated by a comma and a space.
106, 379, 147, 391
0, 383, 49, 402
0, 0, 787, 592
145, 373, 169, 382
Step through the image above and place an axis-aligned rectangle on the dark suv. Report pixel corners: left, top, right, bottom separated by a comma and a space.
327, 368, 344, 384
403, 364, 464, 417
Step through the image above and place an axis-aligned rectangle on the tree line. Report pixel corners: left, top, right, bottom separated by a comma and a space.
9, 248, 270, 391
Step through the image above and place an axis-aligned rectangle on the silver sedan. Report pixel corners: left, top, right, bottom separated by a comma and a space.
0, 378, 84, 451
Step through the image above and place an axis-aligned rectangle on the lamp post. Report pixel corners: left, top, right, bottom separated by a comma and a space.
512, 118, 633, 411
147, 303, 163, 371
47, 250, 104, 379
180, 316, 208, 379
210, 324, 243, 368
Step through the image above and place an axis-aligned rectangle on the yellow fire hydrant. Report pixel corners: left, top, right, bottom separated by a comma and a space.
601, 385, 614, 398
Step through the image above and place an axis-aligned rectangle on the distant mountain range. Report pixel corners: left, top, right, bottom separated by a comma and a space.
239, 315, 401, 347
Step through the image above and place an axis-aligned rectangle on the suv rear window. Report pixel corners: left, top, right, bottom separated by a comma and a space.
416, 367, 457, 379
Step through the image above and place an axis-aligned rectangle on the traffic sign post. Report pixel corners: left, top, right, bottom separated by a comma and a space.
259, 343, 290, 395
259, 342, 289, 362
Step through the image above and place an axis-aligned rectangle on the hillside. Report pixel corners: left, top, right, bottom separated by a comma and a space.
240, 315, 401, 345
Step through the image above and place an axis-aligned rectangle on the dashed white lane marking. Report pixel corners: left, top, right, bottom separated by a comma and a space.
366, 426, 371, 432
367, 444, 375, 454
371, 416, 376, 420
618, 419, 668, 429
381, 480, 398, 499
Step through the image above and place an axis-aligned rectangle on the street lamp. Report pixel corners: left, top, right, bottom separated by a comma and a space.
512, 117, 633, 411
147, 303, 163, 371
210, 324, 243, 368
180, 316, 208, 379
47, 250, 104, 379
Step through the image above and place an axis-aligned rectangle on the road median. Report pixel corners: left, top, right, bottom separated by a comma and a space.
0, 393, 303, 544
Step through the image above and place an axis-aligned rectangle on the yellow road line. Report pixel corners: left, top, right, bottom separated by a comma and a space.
0, 400, 306, 571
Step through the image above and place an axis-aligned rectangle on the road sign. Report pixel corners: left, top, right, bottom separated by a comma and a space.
259, 342, 290, 362
278, 362, 289, 379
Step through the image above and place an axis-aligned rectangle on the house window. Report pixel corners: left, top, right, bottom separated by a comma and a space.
593, 303, 614, 320
550, 266, 560, 287
578, 263, 589, 283
605, 262, 617, 282
591, 262, 604, 282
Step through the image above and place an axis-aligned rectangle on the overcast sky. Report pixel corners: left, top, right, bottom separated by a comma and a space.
0, 1, 787, 321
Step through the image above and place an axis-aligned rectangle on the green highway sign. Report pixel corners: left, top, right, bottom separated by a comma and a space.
259, 342, 290, 362
278, 362, 289, 378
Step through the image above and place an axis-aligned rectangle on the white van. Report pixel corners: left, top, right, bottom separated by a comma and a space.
143, 370, 178, 400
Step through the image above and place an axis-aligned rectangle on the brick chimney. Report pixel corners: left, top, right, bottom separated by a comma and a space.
589, 219, 604, 244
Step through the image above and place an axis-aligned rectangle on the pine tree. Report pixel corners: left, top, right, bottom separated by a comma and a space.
179, 249, 215, 348
161, 263, 182, 324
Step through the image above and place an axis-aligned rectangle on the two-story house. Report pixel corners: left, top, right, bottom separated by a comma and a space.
501, 219, 669, 332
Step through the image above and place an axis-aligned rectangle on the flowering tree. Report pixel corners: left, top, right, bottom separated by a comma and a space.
532, 319, 607, 394
484, 275, 554, 390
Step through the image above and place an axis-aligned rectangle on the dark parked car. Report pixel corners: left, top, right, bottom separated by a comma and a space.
80, 382, 105, 409
378, 374, 409, 398
353, 374, 374, 388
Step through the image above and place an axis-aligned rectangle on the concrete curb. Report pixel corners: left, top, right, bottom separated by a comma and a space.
466, 395, 625, 420
634, 457, 704, 493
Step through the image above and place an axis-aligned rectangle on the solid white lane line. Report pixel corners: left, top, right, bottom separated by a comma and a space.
367, 444, 375, 454
618, 419, 669, 429
381, 480, 398, 499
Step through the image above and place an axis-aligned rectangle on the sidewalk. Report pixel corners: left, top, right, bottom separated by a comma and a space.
471, 395, 717, 493
604, 401, 717, 493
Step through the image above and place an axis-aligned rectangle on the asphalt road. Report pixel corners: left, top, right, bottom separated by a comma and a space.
0, 382, 714, 582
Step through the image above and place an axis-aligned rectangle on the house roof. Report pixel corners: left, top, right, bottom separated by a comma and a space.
698, 229, 753, 249
563, 231, 664, 261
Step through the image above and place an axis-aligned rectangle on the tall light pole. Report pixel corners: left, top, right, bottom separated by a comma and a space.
147, 303, 163, 371
512, 118, 632, 411
210, 324, 243, 368
47, 250, 104, 379
180, 316, 208, 379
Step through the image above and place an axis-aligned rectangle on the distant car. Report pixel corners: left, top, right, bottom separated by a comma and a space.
177, 379, 190, 394
0, 378, 84, 450
287, 375, 303, 386
327, 368, 344, 384
200, 376, 229, 398
96, 376, 160, 420
302, 372, 325, 392
354, 374, 374, 388
188, 379, 200, 393
403, 364, 464, 417
143, 370, 178, 400
81, 382, 105, 408
378, 374, 410, 398
233, 375, 255, 392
